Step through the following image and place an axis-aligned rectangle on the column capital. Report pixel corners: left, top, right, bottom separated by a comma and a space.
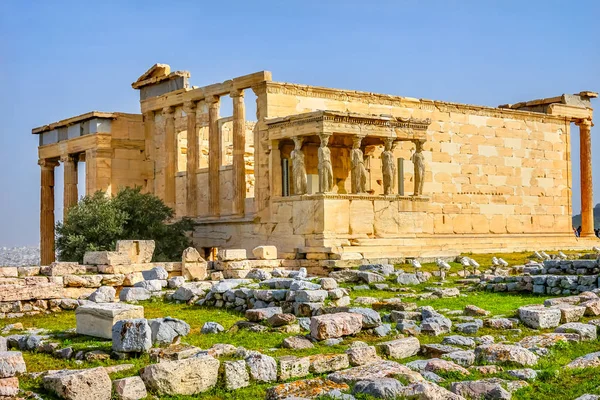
183, 101, 197, 114
162, 106, 175, 116
230, 89, 244, 98
60, 154, 76, 163
38, 159, 59, 168
576, 119, 594, 129
206, 95, 220, 105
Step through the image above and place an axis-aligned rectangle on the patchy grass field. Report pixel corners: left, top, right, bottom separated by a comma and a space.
8, 250, 600, 399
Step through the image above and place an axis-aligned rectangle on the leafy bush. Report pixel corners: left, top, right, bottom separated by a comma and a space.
56, 187, 194, 263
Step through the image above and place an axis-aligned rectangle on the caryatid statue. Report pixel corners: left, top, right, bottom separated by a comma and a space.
351, 136, 367, 194
381, 138, 396, 195
318, 134, 334, 193
291, 136, 307, 195
411, 140, 425, 196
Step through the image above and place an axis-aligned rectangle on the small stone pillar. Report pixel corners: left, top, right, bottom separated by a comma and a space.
162, 106, 176, 210
39, 159, 59, 265
61, 154, 78, 219
207, 96, 221, 216
184, 101, 198, 217
231, 89, 246, 216
577, 119, 595, 237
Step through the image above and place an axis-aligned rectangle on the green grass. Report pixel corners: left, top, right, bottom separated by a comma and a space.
7, 250, 600, 399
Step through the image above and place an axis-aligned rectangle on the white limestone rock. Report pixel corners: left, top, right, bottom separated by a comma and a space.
43, 367, 111, 400
252, 245, 278, 260
310, 313, 363, 340
112, 319, 152, 353
519, 305, 561, 329
140, 355, 220, 395
75, 303, 144, 339
87, 286, 116, 303
112, 376, 148, 400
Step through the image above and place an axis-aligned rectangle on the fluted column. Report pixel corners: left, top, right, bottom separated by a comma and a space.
61, 154, 78, 219
184, 101, 198, 216
231, 89, 246, 216
207, 96, 221, 216
163, 107, 176, 209
143, 111, 155, 193
39, 159, 58, 265
577, 119, 594, 237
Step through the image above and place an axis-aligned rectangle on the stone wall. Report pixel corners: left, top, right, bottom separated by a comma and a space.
483, 259, 600, 295
261, 82, 572, 236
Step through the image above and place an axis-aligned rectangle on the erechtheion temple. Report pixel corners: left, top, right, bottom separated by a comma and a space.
33, 64, 597, 265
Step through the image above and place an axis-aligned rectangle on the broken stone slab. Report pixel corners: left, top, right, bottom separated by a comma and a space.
328, 360, 424, 385
112, 319, 152, 353
265, 378, 349, 400
555, 322, 597, 341
310, 312, 362, 340
112, 376, 148, 400
0, 283, 64, 302
0, 376, 19, 397
580, 299, 600, 316
553, 303, 586, 323
450, 379, 510, 400
353, 377, 404, 398
116, 240, 155, 264
84, 251, 131, 266
246, 307, 283, 322
134, 279, 166, 292
181, 247, 207, 281
566, 351, 600, 369
119, 287, 152, 303
377, 337, 420, 359
518, 305, 561, 329
149, 317, 191, 345
217, 249, 247, 261
64, 274, 103, 288
346, 344, 379, 366
309, 354, 350, 373
140, 355, 220, 395
40, 262, 88, 276
0, 352, 26, 378
295, 289, 328, 303
43, 367, 111, 400
402, 381, 465, 399
279, 355, 310, 380
172, 282, 211, 301
282, 336, 314, 350
442, 350, 476, 367
348, 307, 382, 328
518, 333, 581, 349
75, 303, 144, 339
141, 266, 168, 280
475, 344, 538, 366
223, 360, 249, 390
245, 353, 277, 383
253, 245, 277, 260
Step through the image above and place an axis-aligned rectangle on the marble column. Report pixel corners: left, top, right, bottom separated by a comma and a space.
143, 111, 155, 193
163, 106, 176, 210
577, 119, 595, 237
61, 154, 78, 219
207, 96, 221, 216
184, 101, 198, 217
39, 159, 58, 265
231, 89, 246, 216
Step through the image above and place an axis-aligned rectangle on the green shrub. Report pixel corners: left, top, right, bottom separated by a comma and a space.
56, 187, 194, 263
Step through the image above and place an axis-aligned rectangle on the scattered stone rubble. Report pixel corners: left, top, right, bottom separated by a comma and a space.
3, 245, 600, 399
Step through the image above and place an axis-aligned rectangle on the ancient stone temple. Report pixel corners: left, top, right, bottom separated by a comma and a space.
33, 64, 597, 265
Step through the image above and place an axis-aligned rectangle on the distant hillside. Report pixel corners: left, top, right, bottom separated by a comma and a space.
572, 203, 600, 228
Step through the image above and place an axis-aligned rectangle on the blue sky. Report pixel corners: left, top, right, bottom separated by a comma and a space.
0, 0, 598, 246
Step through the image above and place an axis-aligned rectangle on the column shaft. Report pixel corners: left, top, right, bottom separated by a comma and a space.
184, 102, 198, 216
62, 154, 78, 219
231, 90, 246, 215
208, 96, 221, 216
579, 120, 595, 236
163, 107, 176, 210
39, 159, 58, 265
143, 111, 155, 193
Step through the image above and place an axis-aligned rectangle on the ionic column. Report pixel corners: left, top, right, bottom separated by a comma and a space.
207, 95, 221, 216
184, 101, 198, 216
231, 89, 246, 215
577, 119, 595, 237
163, 106, 176, 209
39, 159, 58, 265
61, 154, 78, 219
143, 111, 155, 193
